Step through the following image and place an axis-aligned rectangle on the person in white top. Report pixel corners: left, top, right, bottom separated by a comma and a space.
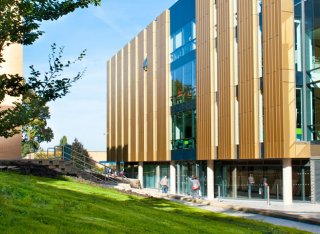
160, 176, 169, 193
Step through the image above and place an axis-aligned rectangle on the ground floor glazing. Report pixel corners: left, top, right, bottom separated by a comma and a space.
124, 159, 311, 202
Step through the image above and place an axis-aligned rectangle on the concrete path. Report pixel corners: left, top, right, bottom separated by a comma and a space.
114, 185, 320, 233
185, 200, 320, 234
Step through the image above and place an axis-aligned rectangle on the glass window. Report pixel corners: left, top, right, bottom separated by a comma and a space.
176, 161, 207, 197
172, 66, 184, 104
294, 0, 320, 141
143, 165, 156, 188
192, 21, 196, 40
184, 110, 192, 139
175, 30, 182, 50
184, 62, 193, 102
296, 89, 303, 141
171, 60, 196, 105
170, 20, 196, 62
174, 112, 183, 140
293, 164, 311, 201
172, 110, 196, 150
214, 162, 283, 200
192, 60, 196, 90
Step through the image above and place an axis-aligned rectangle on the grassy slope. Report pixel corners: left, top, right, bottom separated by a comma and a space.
0, 172, 307, 234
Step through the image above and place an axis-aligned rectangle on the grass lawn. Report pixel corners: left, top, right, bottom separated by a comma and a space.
0, 171, 308, 234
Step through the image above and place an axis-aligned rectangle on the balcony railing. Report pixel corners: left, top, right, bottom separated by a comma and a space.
170, 39, 196, 62
171, 137, 196, 150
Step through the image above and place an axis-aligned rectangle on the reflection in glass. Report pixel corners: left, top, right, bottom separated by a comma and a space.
305, 0, 320, 141
172, 110, 196, 150
295, 0, 320, 141
176, 161, 207, 197
171, 60, 196, 105
170, 20, 196, 62
214, 162, 283, 200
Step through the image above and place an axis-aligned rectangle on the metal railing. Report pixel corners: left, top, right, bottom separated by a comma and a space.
24, 146, 120, 185
57, 145, 119, 185
216, 183, 280, 202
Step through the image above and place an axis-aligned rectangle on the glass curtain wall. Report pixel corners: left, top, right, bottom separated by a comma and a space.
143, 164, 157, 188
170, 20, 196, 62
140, 164, 171, 189
295, 0, 320, 141
213, 160, 310, 201
124, 164, 138, 179
214, 161, 283, 200
176, 161, 207, 197
172, 110, 196, 150
171, 60, 196, 105
292, 160, 311, 201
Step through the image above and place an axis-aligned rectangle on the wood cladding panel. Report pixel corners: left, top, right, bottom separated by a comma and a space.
217, 0, 235, 160
108, 11, 170, 163
238, 0, 260, 159
130, 38, 138, 162
107, 61, 111, 161
262, 0, 295, 158
110, 55, 117, 162
116, 50, 123, 162
146, 22, 157, 162
156, 11, 170, 161
123, 45, 130, 162
138, 30, 147, 162
196, 0, 216, 160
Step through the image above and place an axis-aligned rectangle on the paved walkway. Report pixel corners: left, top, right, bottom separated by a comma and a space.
114, 185, 320, 233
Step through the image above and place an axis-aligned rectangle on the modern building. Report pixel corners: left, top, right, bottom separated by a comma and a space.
107, 0, 320, 204
0, 43, 23, 159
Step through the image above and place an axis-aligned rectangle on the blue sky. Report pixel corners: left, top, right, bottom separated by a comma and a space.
24, 0, 176, 151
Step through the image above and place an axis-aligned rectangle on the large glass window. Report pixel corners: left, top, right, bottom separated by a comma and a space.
176, 161, 207, 197
171, 60, 196, 105
305, 0, 320, 141
171, 20, 196, 62
295, 0, 320, 141
143, 165, 157, 188
292, 160, 311, 201
172, 110, 196, 150
214, 161, 283, 200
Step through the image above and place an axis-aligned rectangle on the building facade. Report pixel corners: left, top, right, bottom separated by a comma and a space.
107, 0, 320, 204
0, 43, 23, 159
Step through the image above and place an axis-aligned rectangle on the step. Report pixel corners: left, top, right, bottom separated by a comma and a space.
117, 183, 131, 189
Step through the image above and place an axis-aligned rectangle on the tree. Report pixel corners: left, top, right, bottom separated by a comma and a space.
0, 0, 101, 138
21, 104, 53, 156
59, 135, 68, 146
71, 138, 93, 169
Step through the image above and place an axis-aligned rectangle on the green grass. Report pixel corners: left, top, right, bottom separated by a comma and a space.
0, 171, 308, 234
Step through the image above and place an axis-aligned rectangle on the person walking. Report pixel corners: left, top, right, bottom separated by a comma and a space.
160, 176, 169, 194
190, 175, 200, 199
248, 173, 255, 199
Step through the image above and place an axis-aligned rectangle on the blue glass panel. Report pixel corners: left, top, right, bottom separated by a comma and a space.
170, 0, 195, 34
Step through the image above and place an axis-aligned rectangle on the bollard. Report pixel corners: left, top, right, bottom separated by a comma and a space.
104, 166, 106, 181
218, 185, 221, 202
276, 184, 279, 200
267, 186, 270, 206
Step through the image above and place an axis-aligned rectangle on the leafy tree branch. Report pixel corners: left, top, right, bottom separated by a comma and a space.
0, 0, 101, 138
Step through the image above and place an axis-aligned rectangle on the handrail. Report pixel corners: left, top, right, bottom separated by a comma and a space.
60, 146, 119, 185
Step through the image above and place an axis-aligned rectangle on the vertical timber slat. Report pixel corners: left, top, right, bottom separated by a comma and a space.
196, 0, 215, 160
